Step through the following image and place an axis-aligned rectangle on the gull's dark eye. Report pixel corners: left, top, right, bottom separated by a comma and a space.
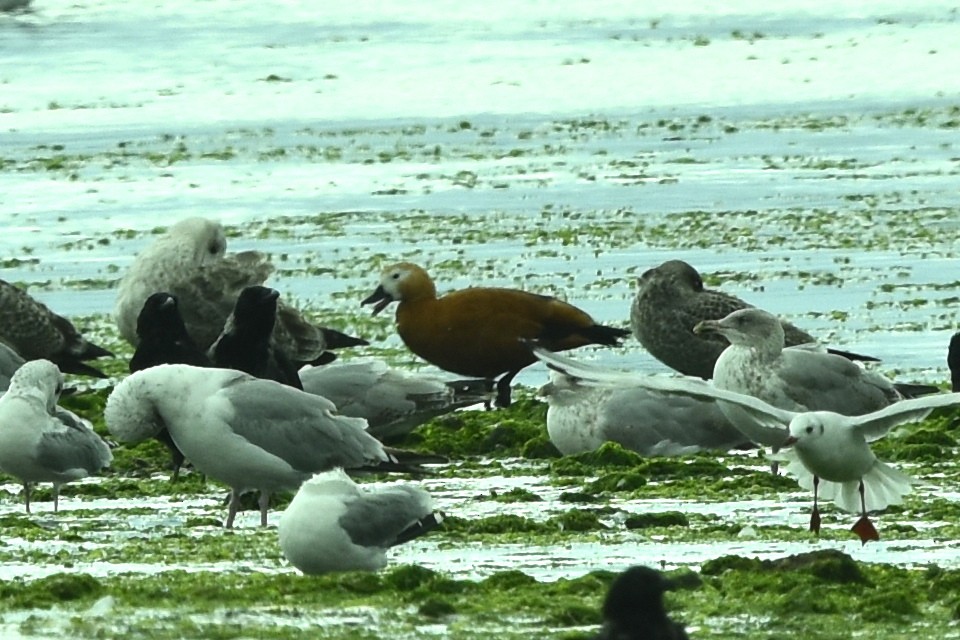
693, 276, 704, 292
805, 425, 814, 434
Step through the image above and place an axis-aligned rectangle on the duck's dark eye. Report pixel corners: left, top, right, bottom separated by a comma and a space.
692, 276, 704, 292
391, 272, 400, 280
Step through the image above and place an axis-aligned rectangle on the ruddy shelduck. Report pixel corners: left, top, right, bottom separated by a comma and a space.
362, 262, 629, 407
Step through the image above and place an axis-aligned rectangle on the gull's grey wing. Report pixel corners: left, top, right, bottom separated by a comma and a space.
847, 392, 960, 442
218, 379, 384, 472
530, 345, 796, 437
35, 415, 112, 477
338, 486, 433, 548
772, 349, 898, 414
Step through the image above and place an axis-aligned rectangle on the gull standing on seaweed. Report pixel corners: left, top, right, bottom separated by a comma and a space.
279, 468, 442, 574
105, 364, 429, 528
0, 279, 113, 378
631, 260, 876, 379
0, 360, 113, 513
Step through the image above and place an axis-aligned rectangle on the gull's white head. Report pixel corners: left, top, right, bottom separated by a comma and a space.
167, 217, 227, 267
694, 308, 785, 350
6, 359, 64, 413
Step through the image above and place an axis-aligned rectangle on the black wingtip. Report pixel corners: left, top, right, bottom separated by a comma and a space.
391, 511, 444, 547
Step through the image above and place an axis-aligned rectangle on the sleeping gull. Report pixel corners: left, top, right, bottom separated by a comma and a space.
0, 360, 113, 512
538, 369, 749, 456
530, 345, 960, 543
299, 360, 490, 442
278, 468, 442, 574
595, 565, 689, 640
0, 279, 113, 378
630, 259, 876, 379
129, 292, 212, 480
114, 216, 367, 365
208, 285, 303, 389
104, 364, 424, 528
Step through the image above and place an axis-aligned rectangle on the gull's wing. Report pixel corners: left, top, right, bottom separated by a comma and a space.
846, 392, 960, 442
217, 378, 386, 471
529, 344, 796, 436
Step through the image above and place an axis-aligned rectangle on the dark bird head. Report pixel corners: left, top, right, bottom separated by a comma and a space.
602, 566, 680, 631
232, 286, 281, 337
137, 292, 188, 341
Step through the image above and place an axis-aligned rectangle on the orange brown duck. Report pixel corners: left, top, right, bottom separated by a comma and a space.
362, 262, 630, 408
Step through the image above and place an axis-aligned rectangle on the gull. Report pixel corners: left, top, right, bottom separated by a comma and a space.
278, 468, 442, 574
114, 217, 366, 366
299, 360, 490, 441
104, 364, 425, 528
630, 259, 876, 379
0, 360, 112, 512
595, 565, 688, 640
530, 345, 960, 544
0, 279, 113, 378
539, 369, 749, 456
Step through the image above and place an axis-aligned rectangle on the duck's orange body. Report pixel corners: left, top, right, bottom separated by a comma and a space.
363, 263, 628, 407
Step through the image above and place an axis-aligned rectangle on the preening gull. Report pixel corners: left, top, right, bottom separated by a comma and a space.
209, 286, 303, 389
129, 292, 212, 480
595, 565, 689, 640
0, 360, 113, 512
104, 364, 422, 528
114, 216, 367, 365
299, 360, 491, 442
278, 468, 442, 574
0, 279, 113, 378
539, 369, 749, 456
530, 345, 960, 544
630, 260, 876, 379
362, 261, 629, 408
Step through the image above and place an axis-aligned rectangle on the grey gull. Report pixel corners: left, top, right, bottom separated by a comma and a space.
530, 345, 960, 544
0, 360, 113, 512
299, 360, 490, 442
539, 369, 749, 456
630, 259, 876, 379
104, 364, 422, 528
278, 468, 442, 574
0, 279, 113, 378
